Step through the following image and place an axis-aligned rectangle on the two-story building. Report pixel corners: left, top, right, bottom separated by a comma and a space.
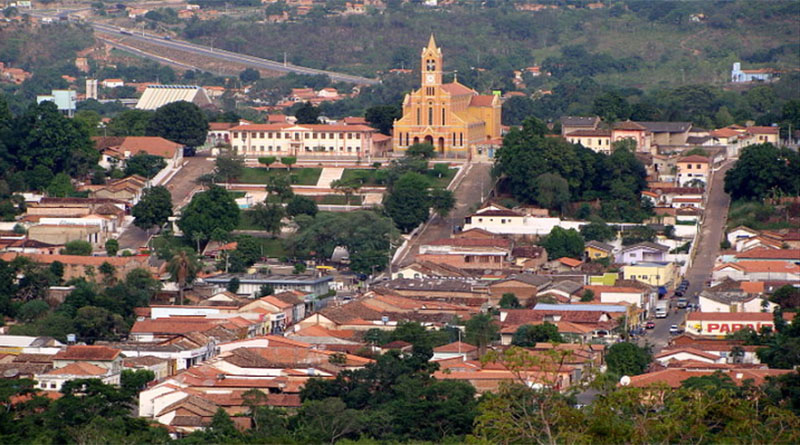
228, 123, 388, 159
417, 237, 513, 270
676, 155, 710, 187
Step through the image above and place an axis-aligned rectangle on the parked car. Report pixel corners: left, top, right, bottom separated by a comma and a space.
669, 325, 681, 335
674, 289, 684, 297
645, 321, 655, 329
677, 298, 688, 309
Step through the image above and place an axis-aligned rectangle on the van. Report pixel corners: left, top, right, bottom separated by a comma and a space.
655, 301, 668, 318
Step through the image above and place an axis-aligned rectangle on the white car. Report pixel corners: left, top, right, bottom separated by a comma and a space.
669, 325, 680, 335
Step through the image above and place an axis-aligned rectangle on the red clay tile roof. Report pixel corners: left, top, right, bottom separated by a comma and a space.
441, 82, 475, 96
679, 155, 710, 163
613, 120, 647, 131
0, 252, 147, 268
744, 126, 779, 135
557, 257, 583, 268
565, 129, 612, 137
433, 341, 478, 353
627, 368, 792, 388
655, 347, 721, 361
426, 238, 512, 248
53, 345, 121, 361
47, 362, 109, 376
710, 128, 740, 138
469, 95, 496, 107
735, 248, 800, 260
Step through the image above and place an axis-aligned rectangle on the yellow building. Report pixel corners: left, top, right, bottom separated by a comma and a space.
392, 35, 501, 158
622, 262, 676, 287
584, 240, 614, 260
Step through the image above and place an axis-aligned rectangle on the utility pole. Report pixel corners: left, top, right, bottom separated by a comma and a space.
283, 52, 287, 67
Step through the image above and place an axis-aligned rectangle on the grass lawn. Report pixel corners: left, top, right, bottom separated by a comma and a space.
317, 194, 363, 205
244, 236, 285, 258
340, 167, 457, 188
229, 191, 247, 199
238, 210, 265, 230
238, 167, 321, 185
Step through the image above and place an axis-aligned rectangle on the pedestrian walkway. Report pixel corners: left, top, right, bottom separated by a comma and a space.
362, 193, 383, 207
316, 167, 344, 188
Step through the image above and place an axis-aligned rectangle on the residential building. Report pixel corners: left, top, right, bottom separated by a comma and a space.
712, 261, 800, 283
488, 274, 552, 306
560, 116, 601, 136
392, 35, 501, 158
584, 240, 614, 260
731, 62, 776, 83
564, 129, 612, 154
101, 78, 124, 88
621, 262, 675, 287
637, 122, 692, 146
627, 364, 791, 389
0, 253, 150, 283
93, 136, 184, 169
676, 155, 710, 187
391, 261, 473, 280
36, 345, 123, 391
36, 89, 77, 117
615, 242, 669, 265
227, 123, 386, 159
583, 285, 653, 317
612, 120, 651, 153
135, 85, 212, 111
417, 237, 513, 270
431, 341, 478, 361
698, 281, 777, 313
744, 126, 779, 145
668, 334, 763, 364
123, 356, 171, 380
203, 273, 333, 299
81, 175, 149, 205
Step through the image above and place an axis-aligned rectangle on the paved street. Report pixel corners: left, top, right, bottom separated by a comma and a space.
640, 161, 735, 352
116, 157, 215, 250
395, 162, 493, 267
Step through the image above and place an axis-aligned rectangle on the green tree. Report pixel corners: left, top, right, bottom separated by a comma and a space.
294, 102, 320, 124
108, 109, 152, 136
771, 285, 800, 309
105, 239, 119, 256
580, 218, 617, 242
239, 67, 261, 83
365, 104, 401, 135
178, 185, 240, 243
214, 153, 245, 182
384, 172, 431, 232
540, 226, 584, 259
581, 289, 595, 302
465, 313, 499, 357
724, 143, 800, 201
286, 195, 318, 217
227, 277, 240, 293
280, 156, 297, 171
265, 173, 294, 202
499, 293, 521, 309
46, 173, 74, 197
605, 342, 652, 376
258, 156, 276, 170
429, 187, 455, 218
296, 397, 362, 444
258, 284, 274, 297
74, 306, 126, 342
61, 240, 93, 256
512, 323, 563, 346
120, 369, 155, 397
146, 101, 208, 146
501, 96, 537, 126
251, 202, 284, 237
406, 143, 435, 159
592, 91, 631, 122
167, 248, 200, 305
132, 185, 173, 231
124, 153, 167, 178
18, 299, 49, 322
535, 172, 570, 211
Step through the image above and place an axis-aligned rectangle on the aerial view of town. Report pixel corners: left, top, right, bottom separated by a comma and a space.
0, 0, 798, 442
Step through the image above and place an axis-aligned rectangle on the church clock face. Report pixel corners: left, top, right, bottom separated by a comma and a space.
426, 74, 435, 84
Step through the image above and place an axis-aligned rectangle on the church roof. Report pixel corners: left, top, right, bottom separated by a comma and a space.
441, 82, 475, 96
470, 95, 496, 107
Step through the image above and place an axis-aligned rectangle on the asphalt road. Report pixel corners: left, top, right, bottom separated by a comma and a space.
639, 161, 734, 353
94, 23, 379, 85
116, 156, 215, 250
395, 162, 494, 267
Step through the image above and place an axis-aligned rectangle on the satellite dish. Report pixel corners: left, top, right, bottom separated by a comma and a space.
3, 368, 19, 378
620, 375, 631, 386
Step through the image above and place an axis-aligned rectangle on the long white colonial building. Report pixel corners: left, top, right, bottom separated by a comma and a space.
228, 123, 390, 159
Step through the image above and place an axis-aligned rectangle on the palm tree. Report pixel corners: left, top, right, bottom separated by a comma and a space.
167, 249, 199, 305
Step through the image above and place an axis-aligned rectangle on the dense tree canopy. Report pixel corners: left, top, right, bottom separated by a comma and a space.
724, 143, 800, 201
132, 185, 173, 231
540, 226, 585, 260
605, 342, 652, 376
146, 101, 208, 146
178, 185, 240, 243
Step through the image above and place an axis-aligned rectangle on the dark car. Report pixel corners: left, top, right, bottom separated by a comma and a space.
645, 321, 655, 329
183, 146, 196, 157
674, 289, 684, 297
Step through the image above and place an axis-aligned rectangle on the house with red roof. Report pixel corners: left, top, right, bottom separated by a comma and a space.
676, 155, 710, 187
432, 341, 478, 361
417, 236, 513, 270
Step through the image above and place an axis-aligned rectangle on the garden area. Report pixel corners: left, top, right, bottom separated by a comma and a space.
340, 165, 458, 189
238, 167, 322, 185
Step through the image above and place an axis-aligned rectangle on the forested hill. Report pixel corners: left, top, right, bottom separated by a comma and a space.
180, 0, 799, 87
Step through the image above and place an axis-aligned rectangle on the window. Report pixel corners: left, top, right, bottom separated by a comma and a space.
268, 146, 273, 151
417, 109, 421, 125
696, 164, 702, 169
233, 132, 239, 138
452, 133, 456, 145
442, 108, 446, 125
268, 132, 273, 138
321, 133, 326, 139
233, 145, 238, 150
480, 256, 490, 263
686, 164, 692, 169
428, 107, 433, 125
276, 133, 281, 139
304, 133, 310, 139
285, 133, 290, 138
465, 256, 472, 263
260, 146, 264, 151
348, 133, 353, 139
460, 133, 463, 146
313, 133, 317, 138
329, 133, 334, 139
355, 133, 360, 140
330, 146, 334, 151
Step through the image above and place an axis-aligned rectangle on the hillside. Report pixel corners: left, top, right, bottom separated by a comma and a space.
178, 1, 800, 90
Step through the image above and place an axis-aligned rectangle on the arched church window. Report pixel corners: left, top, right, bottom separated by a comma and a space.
426, 59, 436, 71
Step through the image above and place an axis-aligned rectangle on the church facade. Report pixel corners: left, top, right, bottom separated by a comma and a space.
392, 36, 501, 158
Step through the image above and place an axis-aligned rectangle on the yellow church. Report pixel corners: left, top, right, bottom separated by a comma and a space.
392, 35, 501, 158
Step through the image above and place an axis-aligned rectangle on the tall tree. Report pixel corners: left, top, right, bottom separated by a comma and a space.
465, 313, 499, 357
384, 172, 431, 232
146, 101, 208, 146
294, 102, 320, 124
166, 248, 200, 305
124, 153, 167, 179
365, 104, 401, 135
251, 202, 284, 237
540, 226, 584, 259
724, 143, 800, 201
178, 185, 240, 243
132, 186, 173, 231
429, 188, 455, 218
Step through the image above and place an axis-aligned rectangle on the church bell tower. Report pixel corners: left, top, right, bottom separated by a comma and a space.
421, 34, 442, 89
